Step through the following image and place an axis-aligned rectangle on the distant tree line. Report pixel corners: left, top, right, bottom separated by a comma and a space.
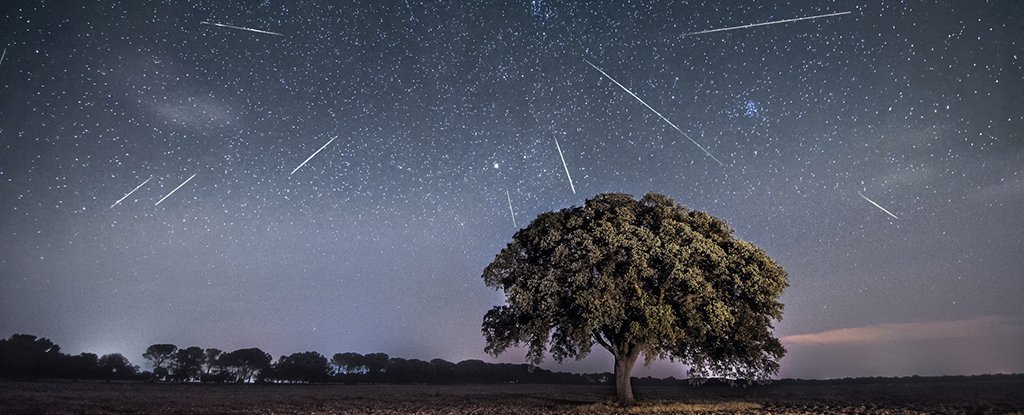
0, 334, 142, 381
7, 333, 1014, 387
143, 343, 620, 384
0, 334, 630, 385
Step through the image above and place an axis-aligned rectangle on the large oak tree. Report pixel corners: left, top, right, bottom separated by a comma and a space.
482, 193, 787, 405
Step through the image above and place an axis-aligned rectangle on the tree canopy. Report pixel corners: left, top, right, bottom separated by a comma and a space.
482, 193, 788, 405
271, 351, 331, 383
143, 344, 177, 379
172, 346, 206, 382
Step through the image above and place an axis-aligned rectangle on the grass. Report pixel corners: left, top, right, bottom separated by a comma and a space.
1, 377, 1022, 414
628, 401, 762, 413
580, 400, 762, 414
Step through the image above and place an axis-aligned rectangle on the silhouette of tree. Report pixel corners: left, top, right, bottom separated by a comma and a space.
386, 358, 430, 383
220, 348, 272, 383
203, 348, 222, 375
0, 334, 64, 378
429, 358, 456, 383
143, 344, 177, 380
172, 346, 206, 382
455, 359, 489, 383
65, 352, 99, 380
363, 352, 389, 381
331, 352, 365, 374
482, 193, 788, 405
271, 351, 331, 383
97, 353, 138, 381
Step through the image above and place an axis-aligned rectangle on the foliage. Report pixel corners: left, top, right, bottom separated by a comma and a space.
204, 348, 223, 375
0, 334, 64, 378
481, 193, 788, 404
143, 344, 178, 377
172, 346, 206, 382
97, 353, 139, 379
331, 352, 368, 374
219, 347, 272, 383
270, 351, 331, 383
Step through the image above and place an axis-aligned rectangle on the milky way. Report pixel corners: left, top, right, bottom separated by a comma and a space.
1, 1, 1022, 378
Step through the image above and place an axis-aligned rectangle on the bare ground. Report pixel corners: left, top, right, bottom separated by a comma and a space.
1, 377, 1022, 414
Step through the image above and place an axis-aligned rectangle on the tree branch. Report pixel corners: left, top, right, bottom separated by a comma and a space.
593, 331, 615, 354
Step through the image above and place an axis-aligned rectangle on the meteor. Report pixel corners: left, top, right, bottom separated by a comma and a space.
0, 48, 6, 67
506, 190, 517, 228
857, 191, 899, 220
201, 21, 285, 37
680, 11, 851, 37
553, 137, 576, 194
583, 59, 724, 166
155, 174, 197, 206
290, 136, 337, 175
108, 176, 152, 209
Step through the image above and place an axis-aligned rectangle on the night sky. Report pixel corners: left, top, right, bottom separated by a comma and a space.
1, 0, 1022, 379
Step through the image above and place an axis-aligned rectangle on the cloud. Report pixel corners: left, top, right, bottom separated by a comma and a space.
151, 97, 237, 129
783, 316, 1024, 345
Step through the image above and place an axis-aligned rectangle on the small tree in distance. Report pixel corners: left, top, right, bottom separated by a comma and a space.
482, 193, 788, 405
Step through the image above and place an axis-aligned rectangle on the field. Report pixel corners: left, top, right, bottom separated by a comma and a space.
2, 376, 1022, 414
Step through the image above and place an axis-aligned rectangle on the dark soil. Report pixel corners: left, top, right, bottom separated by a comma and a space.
1, 376, 1022, 414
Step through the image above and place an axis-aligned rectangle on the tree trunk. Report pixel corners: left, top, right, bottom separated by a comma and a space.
613, 350, 640, 406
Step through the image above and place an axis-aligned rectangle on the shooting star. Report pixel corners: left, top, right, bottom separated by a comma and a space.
680, 11, 851, 37
506, 190, 517, 228
290, 136, 337, 175
857, 191, 899, 220
201, 21, 285, 37
108, 176, 152, 210
155, 174, 197, 206
0, 48, 6, 67
553, 137, 576, 194
583, 59, 724, 166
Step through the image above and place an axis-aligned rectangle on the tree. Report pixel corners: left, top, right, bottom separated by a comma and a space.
482, 193, 788, 405
172, 346, 206, 382
220, 348, 272, 383
204, 348, 223, 375
65, 352, 99, 380
429, 358, 456, 383
143, 344, 177, 380
331, 352, 365, 375
0, 334, 64, 378
272, 351, 331, 383
362, 352, 389, 381
386, 357, 430, 383
97, 353, 138, 381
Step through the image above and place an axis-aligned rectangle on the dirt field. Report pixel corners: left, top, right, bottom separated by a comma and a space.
1, 377, 1022, 414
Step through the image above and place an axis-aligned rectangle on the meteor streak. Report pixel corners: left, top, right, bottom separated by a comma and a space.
553, 137, 576, 194
857, 191, 899, 220
506, 190, 517, 228
201, 21, 285, 37
155, 174, 197, 206
680, 11, 852, 37
290, 136, 336, 175
109, 176, 152, 209
0, 48, 6, 66
583, 59, 724, 166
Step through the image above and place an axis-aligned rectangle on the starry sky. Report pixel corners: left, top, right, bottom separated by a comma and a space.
1, 0, 1022, 379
